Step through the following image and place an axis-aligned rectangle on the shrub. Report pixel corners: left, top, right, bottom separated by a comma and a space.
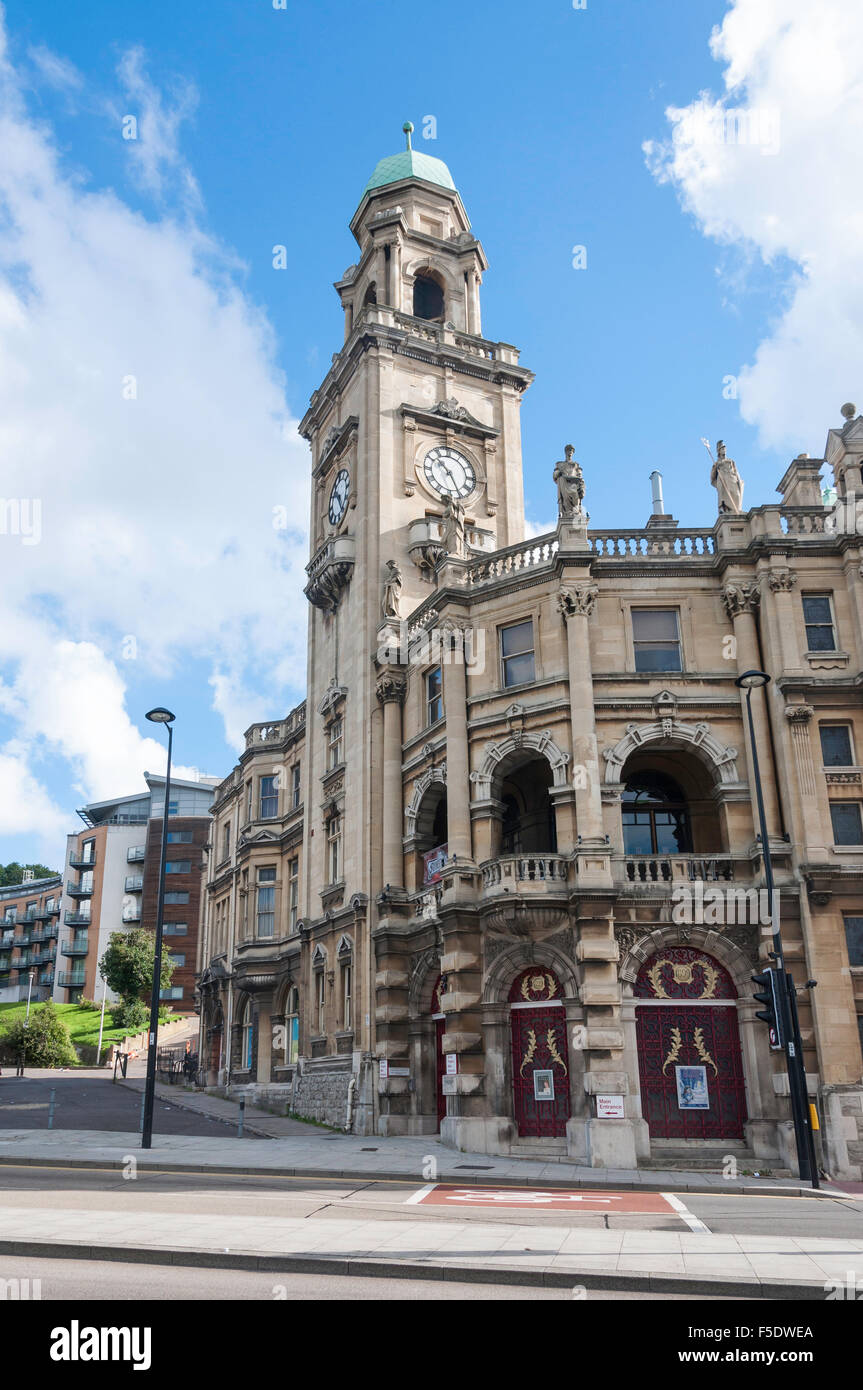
0, 1001, 78, 1067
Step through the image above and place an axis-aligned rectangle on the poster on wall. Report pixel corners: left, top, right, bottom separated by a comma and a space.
675, 1065, 709, 1110
533, 1069, 555, 1102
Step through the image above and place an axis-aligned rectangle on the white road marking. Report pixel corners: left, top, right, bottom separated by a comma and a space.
662, 1191, 710, 1233
404, 1183, 437, 1205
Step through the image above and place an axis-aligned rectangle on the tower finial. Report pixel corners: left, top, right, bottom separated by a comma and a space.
403, 120, 414, 152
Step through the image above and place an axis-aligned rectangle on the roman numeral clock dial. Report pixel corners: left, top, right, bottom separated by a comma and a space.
328, 468, 350, 525
423, 446, 476, 500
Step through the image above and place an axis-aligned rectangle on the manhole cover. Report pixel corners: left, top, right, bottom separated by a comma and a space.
455, 1164, 494, 1170
361, 1147, 378, 1151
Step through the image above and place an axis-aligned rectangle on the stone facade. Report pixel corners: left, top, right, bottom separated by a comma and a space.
196, 138, 863, 1176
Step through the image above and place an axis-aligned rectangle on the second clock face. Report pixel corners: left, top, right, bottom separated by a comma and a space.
423, 446, 476, 500
328, 468, 350, 525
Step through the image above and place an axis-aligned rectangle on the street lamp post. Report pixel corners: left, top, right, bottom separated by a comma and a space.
141, 707, 176, 1150
736, 670, 819, 1188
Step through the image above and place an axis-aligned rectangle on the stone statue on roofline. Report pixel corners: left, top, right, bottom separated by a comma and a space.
708, 439, 744, 514
554, 445, 586, 520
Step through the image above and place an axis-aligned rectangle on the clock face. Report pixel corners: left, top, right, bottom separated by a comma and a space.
328, 469, 350, 525
423, 446, 476, 500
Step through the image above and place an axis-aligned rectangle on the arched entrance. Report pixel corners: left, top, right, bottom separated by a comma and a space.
509, 968, 570, 1137
431, 975, 447, 1129
635, 948, 747, 1140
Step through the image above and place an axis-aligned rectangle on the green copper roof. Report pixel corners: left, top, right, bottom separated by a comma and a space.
362, 149, 457, 198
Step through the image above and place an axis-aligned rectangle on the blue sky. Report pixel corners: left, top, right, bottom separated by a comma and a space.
0, 0, 858, 868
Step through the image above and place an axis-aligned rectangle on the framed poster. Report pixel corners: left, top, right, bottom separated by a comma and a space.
533, 1069, 555, 1102
675, 1065, 709, 1110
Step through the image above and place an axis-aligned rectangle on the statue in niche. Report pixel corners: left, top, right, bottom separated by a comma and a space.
381, 559, 402, 620
710, 439, 745, 514
441, 494, 467, 558
553, 445, 586, 520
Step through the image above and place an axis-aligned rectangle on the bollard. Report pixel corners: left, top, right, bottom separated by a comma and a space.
238, 1098, 245, 1138
48, 1088, 56, 1131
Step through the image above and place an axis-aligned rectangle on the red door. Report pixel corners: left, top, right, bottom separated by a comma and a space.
510, 1005, 570, 1138
636, 1005, 747, 1139
435, 1017, 447, 1128
634, 948, 747, 1141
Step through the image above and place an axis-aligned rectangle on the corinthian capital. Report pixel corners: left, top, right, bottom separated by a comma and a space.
557, 583, 598, 621
767, 567, 798, 592
722, 581, 760, 619
375, 670, 407, 705
784, 702, 814, 725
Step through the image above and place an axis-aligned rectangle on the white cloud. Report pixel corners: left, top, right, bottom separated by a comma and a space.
0, 7, 310, 848
644, 0, 863, 452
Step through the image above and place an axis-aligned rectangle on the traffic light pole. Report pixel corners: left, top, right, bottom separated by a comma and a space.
742, 683, 818, 1189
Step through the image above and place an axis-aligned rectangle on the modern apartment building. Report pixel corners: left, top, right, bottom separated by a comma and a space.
60, 773, 217, 1009
0, 873, 63, 1004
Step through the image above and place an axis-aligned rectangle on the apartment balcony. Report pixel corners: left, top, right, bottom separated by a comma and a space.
11, 934, 32, 948
122, 911, 141, 923
66, 882, 93, 900
127, 846, 146, 863
40, 972, 55, 987
58, 971, 86, 988
64, 911, 92, 926
125, 875, 144, 892
61, 943, 89, 958
69, 854, 96, 870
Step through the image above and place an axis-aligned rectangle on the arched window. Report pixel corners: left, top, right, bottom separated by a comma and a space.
413, 273, 444, 321
239, 998, 254, 1069
622, 772, 692, 855
284, 987, 299, 1065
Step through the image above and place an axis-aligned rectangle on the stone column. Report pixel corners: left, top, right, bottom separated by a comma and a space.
375, 669, 407, 889
441, 622, 473, 862
723, 582, 782, 839
557, 584, 604, 843
766, 568, 801, 674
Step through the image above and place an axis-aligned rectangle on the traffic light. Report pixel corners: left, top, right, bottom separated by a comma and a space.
752, 967, 784, 1050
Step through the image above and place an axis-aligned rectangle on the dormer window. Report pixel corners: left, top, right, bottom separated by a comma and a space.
413, 272, 444, 322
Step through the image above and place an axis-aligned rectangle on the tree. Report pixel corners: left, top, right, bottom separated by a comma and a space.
0, 1001, 77, 1067
0, 862, 57, 887
99, 929, 175, 1030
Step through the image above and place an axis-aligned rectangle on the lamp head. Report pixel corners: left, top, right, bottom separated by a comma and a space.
146, 707, 176, 724
735, 670, 770, 691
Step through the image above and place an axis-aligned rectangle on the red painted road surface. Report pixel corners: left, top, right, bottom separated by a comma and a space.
413, 1184, 678, 1213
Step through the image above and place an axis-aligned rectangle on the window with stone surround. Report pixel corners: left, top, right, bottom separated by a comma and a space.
315, 969, 326, 1036
327, 814, 342, 883
820, 724, 854, 767
260, 774, 279, 820
500, 620, 535, 688
288, 857, 299, 931
632, 609, 682, 672
285, 987, 299, 1064
256, 867, 276, 937
327, 717, 343, 770
843, 916, 863, 968
803, 594, 837, 652
426, 665, 443, 725
830, 801, 863, 846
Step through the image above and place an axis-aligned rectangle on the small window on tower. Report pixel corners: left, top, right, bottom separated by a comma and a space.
413, 273, 444, 322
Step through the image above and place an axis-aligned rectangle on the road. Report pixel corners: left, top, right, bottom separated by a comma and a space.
0, 1072, 255, 1139
0, 1162, 859, 1239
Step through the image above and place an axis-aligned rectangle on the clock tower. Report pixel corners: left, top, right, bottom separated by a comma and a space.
298, 125, 534, 991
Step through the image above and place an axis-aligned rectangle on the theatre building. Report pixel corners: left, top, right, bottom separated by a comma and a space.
197, 132, 863, 1178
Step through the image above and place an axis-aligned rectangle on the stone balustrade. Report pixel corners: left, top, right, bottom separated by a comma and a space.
616, 854, 736, 885
589, 529, 716, 558
481, 854, 571, 889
